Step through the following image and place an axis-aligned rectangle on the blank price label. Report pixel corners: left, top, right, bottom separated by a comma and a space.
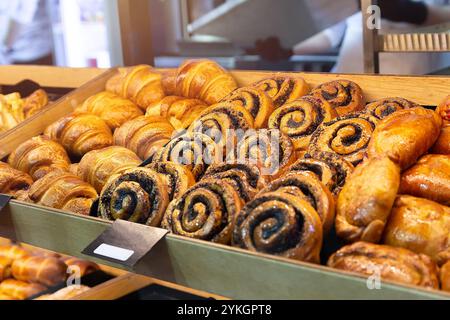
93, 244, 135, 262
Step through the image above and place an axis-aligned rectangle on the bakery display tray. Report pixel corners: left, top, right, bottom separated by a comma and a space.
0, 200, 448, 300
1, 67, 450, 300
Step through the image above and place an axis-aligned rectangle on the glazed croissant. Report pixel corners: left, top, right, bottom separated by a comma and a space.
27, 170, 98, 216
113, 116, 175, 161
146, 96, 208, 130
0, 162, 33, 197
44, 113, 113, 159
106, 65, 166, 110
76, 91, 143, 130
162, 59, 238, 105
12, 255, 67, 287
8, 136, 71, 181
328, 242, 440, 289
0, 279, 46, 300
77, 146, 141, 193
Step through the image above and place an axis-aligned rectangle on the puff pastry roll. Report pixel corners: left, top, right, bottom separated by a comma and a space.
0, 279, 46, 300
383, 195, 450, 265
336, 156, 400, 243
400, 154, 450, 205
44, 113, 113, 159
368, 107, 442, 170
0, 244, 29, 261
232, 192, 323, 263
328, 242, 439, 289
62, 257, 99, 277
8, 136, 71, 181
310, 80, 365, 116
0, 256, 12, 282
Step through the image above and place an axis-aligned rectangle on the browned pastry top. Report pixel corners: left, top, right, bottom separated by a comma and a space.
252, 76, 310, 108
12, 255, 67, 287
336, 156, 401, 243
0, 279, 46, 300
400, 154, 450, 205
383, 195, 450, 265
368, 107, 442, 170
0, 162, 33, 196
328, 242, 440, 289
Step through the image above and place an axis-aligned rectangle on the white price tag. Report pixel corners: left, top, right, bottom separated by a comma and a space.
93, 244, 134, 262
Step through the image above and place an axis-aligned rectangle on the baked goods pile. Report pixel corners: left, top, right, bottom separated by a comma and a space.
0, 242, 98, 300
3, 60, 449, 293
0, 90, 48, 133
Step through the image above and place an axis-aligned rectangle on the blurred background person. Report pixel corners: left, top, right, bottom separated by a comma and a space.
0, 0, 53, 65
293, 0, 450, 74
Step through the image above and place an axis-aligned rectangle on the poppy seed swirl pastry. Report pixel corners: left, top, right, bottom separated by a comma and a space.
258, 172, 335, 233
368, 107, 442, 170
188, 103, 254, 147
98, 167, 169, 226
289, 152, 354, 196
201, 162, 266, 203
364, 97, 420, 120
310, 80, 365, 116
268, 96, 337, 150
309, 113, 379, 166
146, 162, 196, 201
327, 242, 440, 289
152, 132, 221, 181
336, 156, 400, 243
231, 129, 296, 179
252, 76, 310, 108
222, 87, 274, 129
162, 179, 243, 244
232, 192, 323, 263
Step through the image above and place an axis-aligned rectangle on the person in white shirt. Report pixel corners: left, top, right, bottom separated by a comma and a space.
293, 0, 450, 75
0, 0, 53, 65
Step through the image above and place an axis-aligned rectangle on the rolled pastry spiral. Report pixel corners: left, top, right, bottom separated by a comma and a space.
336, 156, 401, 243
0, 162, 33, 197
258, 172, 335, 233
146, 96, 208, 130
289, 152, 354, 196
364, 97, 420, 120
98, 167, 169, 226
310, 80, 365, 116
327, 242, 440, 289
162, 179, 243, 244
44, 113, 113, 159
105, 65, 166, 110
152, 132, 221, 181
77, 146, 142, 193
232, 192, 323, 263
28, 171, 98, 216
76, 91, 143, 130
163, 59, 238, 104
113, 116, 175, 161
252, 76, 310, 108
309, 113, 379, 166
268, 96, 337, 150
201, 162, 267, 203
146, 162, 196, 201
221, 87, 274, 129
188, 103, 254, 147
232, 129, 296, 180
8, 136, 71, 181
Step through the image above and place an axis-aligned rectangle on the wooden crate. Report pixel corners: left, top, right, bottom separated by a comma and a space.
0, 67, 449, 300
